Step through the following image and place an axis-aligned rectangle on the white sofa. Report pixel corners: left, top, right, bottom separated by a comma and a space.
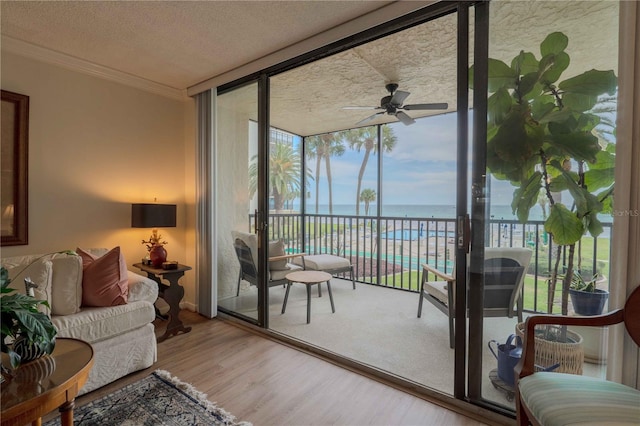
2, 249, 158, 395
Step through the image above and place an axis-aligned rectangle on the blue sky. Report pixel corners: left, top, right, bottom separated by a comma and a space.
304, 111, 516, 208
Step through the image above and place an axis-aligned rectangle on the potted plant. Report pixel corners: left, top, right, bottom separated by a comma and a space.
472, 31, 617, 316
569, 272, 609, 316
472, 31, 617, 374
1, 262, 60, 369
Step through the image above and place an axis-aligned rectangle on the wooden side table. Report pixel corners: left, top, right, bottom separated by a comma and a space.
283, 270, 335, 324
1, 338, 94, 426
134, 263, 192, 342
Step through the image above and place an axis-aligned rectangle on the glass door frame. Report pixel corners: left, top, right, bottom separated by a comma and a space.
215, 77, 270, 327
215, 0, 495, 408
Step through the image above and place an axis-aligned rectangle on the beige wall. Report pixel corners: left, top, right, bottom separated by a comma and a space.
0, 52, 198, 309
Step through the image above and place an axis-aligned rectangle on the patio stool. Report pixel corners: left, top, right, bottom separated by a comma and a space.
294, 254, 355, 291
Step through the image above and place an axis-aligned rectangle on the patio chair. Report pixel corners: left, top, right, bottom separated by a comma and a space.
515, 284, 640, 426
417, 247, 532, 348
231, 230, 306, 296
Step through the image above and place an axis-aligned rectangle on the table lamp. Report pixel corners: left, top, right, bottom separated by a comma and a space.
131, 203, 176, 267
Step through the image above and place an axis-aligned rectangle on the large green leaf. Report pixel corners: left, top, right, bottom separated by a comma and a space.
487, 138, 525, 182
540, 52, 570, 85
576, 112, 600, 132
487, 59, 518, 92
488, 87, 512, 125
589, 150, 615, 170
531, 100, 555, 122
563, 92, 598, 112
538, 109, 572, 124
518, 72, 543, 99
511, 51, 539, 75
598, 188, 614, 214
585, 215, 604, 238
491, 109, 544, 169
511, 171, 543, 222
584, 168, 614, 192
559, 69, 617, 96
540, 32, 568, 56
545, 204, 584, 245
549, 132, 600, 162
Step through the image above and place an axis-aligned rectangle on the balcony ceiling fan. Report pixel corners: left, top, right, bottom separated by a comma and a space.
343, 83, 448, 126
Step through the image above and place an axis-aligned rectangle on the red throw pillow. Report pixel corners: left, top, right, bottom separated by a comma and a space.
78, 247, 128, 307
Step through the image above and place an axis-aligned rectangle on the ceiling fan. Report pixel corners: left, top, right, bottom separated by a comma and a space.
343, 83, 448, 126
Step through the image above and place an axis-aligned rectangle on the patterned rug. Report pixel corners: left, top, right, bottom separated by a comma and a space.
44, 370, 251, 426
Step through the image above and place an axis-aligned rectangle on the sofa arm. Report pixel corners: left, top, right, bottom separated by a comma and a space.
127, 271, 158, 304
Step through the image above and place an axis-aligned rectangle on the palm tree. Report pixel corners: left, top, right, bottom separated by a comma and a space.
359, 188, 376, 216
249, 142, 309, 212
345, 125, 397, 215
305, 132, 346, 214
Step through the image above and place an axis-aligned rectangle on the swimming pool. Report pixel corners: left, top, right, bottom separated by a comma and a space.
381, 229, 456, 240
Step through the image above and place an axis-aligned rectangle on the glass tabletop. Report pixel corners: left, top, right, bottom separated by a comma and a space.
1, 338, 94, 412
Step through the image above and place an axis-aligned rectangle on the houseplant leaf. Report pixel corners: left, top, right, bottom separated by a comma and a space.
488, 87, 512, 125
559, 69, 617, 96
511, 171, 543, 223
540, 52, 570, 85
545, 204, 584, 245
540, 32, 568, 56
511, 50, 539, 75
487, 58, 518, 92
584, 168, 614, 192
548, 132, 600, 162
562, 93, 598, 112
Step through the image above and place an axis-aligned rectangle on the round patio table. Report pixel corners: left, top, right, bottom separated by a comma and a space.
282, 270, 335, 324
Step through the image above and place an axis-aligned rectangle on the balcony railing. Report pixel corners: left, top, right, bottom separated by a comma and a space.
253, 212, 612, 314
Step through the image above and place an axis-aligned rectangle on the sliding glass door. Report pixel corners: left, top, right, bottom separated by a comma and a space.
467, 0, 620, 411
216, 81, 262, 322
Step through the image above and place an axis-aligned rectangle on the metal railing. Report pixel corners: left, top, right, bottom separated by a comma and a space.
253, 212, 612, 313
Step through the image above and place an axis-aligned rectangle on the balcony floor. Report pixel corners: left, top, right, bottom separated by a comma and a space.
223, 277, 606, 410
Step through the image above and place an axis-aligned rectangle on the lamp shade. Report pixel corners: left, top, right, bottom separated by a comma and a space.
131, 204, 176, 228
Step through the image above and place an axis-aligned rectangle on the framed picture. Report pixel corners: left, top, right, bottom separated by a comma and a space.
1, 90, 29, 246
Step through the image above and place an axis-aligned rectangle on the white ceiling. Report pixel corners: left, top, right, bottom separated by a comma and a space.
1, 1, 620, 136
0, 0, 397, 90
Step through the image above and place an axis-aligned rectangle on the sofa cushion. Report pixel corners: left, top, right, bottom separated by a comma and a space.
52, 300, 156, 344
49, 253, 84, 315
3, 252, 83, 315
78, 247, 128, 307
4, 258, 53, 313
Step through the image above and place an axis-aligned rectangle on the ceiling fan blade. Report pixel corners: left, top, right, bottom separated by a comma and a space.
342, 106, 382, 110
356, 111, 385, 125
395, 111, 415, 125
403, 102, 449, 110
390, 90, 410, 106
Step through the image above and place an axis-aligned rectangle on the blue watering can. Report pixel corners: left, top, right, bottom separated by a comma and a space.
488, 334, 522, 387
489, 334, 561, 388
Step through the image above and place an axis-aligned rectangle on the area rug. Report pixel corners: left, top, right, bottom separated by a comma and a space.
44, 370, 251, 426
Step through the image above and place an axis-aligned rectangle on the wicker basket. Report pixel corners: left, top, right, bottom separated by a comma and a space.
516, 322, 584, 375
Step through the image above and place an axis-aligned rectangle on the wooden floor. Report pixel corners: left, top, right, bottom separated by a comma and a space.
67, 311, 496, 426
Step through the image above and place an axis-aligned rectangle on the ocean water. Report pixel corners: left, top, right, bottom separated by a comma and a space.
299, 204, 614, 225
303, 204, 540, 221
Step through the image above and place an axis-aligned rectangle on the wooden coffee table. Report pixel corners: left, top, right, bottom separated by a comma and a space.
282, 270, 335, 324
1, 338, 94, 426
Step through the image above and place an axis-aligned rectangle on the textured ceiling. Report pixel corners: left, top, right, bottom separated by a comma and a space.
1, 1, 619, 137
0, 0, 395, 89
